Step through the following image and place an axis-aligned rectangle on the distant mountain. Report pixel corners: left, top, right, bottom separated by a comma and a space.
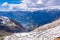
0, 9, 60, 31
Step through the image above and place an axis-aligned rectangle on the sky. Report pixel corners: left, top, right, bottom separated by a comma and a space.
0, 0, 21, 4
0, 0, 60, 11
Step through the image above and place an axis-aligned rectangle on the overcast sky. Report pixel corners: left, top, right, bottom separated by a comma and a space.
0, 0, 60, 11
0, 0, 60, 7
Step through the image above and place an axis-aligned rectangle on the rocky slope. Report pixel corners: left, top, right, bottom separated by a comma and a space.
0, 16, 26, 40
3, 18, 60, 40
0, 16, 26, 32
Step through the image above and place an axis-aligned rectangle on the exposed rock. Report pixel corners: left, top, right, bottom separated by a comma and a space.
0, 16, 27, 40
0, 16, 26, 32
3, 18, 60, 40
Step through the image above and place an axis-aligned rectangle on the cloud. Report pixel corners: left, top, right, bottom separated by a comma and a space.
46, 0, 60, 6
1, 2, 8, 6
0, 0, 60, 11
0, 0, 30, 11
36, 0, 43, 4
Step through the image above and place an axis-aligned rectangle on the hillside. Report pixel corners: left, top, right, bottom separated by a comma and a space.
3, 18, 60, 40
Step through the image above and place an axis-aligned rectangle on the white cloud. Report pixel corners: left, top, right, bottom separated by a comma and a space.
0, 0, 30, 11
36, 0, 43, 4
1, 2, 8, 6
0, 0, 60, 11
46, 0, 60, 6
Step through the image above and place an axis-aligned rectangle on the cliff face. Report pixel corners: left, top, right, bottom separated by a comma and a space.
3, 18, 60, 40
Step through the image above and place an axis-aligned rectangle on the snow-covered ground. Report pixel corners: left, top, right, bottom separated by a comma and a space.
3, 18, 60, 40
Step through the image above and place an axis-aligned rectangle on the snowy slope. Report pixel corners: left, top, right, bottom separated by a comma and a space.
3, 18, 60, 40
